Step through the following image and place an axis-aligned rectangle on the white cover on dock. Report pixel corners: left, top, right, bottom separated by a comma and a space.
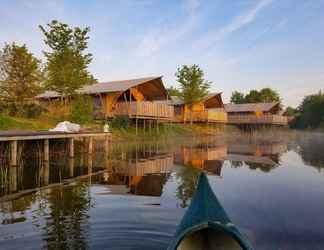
49, 121, 80, 133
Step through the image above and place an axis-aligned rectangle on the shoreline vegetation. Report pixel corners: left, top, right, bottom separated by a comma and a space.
0, 113, 309, 145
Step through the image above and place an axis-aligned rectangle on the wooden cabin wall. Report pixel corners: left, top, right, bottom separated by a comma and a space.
183, 102, 205, 122
103, 92, 120, 117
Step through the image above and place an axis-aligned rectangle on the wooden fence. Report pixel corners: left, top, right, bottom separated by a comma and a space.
227, 114, 288, 125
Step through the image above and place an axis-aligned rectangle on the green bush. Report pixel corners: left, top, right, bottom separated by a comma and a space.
111, 115, 130, 129
21, 103, 44, 118
70, 95, 94, 124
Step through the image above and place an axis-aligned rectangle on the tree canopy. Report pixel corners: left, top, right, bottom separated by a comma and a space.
39, 20, 96, 98
230, 91, 245, 104
230, 88, 281, 106
0, 43, 43, 114
293, 91, 324, 129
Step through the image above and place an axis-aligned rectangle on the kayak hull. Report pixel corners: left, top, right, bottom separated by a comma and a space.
168, 173, 253, 250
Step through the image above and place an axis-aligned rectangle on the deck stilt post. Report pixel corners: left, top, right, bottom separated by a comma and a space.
44, 139, 49, 162
143, 120, 146, 134
69, 138, 74, 157
10, 140, 17, 166
149, 120, 152, 135
136, 118, 138, 135
88, 137, 93, 154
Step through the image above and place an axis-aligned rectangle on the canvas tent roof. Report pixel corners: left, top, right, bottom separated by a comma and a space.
170, 93, 223, 106
224, 102, 279, 113
36, 76, 166, 99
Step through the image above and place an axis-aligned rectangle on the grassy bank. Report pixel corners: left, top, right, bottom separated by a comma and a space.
111, 123, 228, 141
0, 114, 57, 131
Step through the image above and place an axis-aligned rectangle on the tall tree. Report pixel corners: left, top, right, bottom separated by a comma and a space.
175, 64, 210, 124
230, 88, 281, 106
297, 91, 324, 129
39, 20, 96, 100
230, 91, 245, 104
0, 43, 43, 114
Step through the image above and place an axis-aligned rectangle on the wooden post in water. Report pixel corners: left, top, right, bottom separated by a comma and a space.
10, 140, 17, 166
69, 157, 74, 177
69, 138, 74, 158
9, 166, 18, 192
44, 139, 49, 162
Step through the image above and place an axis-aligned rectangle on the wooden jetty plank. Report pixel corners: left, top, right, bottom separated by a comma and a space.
0, 131, 111, 141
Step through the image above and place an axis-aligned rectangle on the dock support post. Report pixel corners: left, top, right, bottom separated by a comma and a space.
44, 139, 49, 162
9, 166, 18, 192
10, 140, 17, 166
69, 157, 74, 177
69, 138, 74, 158
88, 137, 93, 154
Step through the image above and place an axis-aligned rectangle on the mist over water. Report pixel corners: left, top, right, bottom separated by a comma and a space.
0, 132, 324, 250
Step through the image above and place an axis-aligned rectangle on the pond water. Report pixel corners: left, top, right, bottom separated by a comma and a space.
0, 132, 324, 249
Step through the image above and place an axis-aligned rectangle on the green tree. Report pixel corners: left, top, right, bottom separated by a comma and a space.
230, 91, 245, 104
175, 64, 210, 124
296, 91, 324, 129
284, 106, 298, 116
259, 88, 280, 103
167, 86, 181, 96
0, 43, 43, 115
245, 89, 262, 103
39, 20, 96, 100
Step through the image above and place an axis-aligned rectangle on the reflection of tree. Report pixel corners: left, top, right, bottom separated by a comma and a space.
175, 166, 200, 208
229, 160, 243, 168
297, 136, 324, 171
244, 162, 276, 173
40, 183, 91, 249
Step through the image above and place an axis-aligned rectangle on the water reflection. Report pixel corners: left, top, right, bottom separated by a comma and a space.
296, 133, 324, 171
1, 134, 324, 249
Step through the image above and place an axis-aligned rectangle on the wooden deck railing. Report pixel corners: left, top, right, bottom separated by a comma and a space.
113, 101, 174, 120
191, 109, 227, 123
228, 114, 288, 125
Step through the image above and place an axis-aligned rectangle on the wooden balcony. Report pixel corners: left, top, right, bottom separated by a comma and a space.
228, 114, 288, 125
113, 101, 174, 120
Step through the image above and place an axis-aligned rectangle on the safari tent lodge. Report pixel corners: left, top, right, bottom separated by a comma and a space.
36, 76, 174, 121
170, 93, 228, 123
224, 102, 288, 125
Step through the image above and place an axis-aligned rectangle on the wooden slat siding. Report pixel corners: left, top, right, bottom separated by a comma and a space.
227, 114, 288, 125
114, 101, 174, 120
189, 110, 227, 123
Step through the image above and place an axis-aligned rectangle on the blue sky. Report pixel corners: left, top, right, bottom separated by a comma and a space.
1, 0, 324, 107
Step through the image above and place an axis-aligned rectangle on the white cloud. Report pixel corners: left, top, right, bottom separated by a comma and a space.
194, 0, 273, 50
134, 0, 200, 57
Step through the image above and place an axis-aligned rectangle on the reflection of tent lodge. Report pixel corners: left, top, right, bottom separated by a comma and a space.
170, 93, 227, 123
106, 154, 174, 196
225, 102, 288, 125
225, 142, 287, 166
36, 76, 174, 121
174, 146, 227, 176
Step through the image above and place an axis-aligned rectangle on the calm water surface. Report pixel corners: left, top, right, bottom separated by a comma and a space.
0, 132, 324, 249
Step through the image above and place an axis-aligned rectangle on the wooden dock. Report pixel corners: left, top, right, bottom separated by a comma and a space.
0, 131, 111, 166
